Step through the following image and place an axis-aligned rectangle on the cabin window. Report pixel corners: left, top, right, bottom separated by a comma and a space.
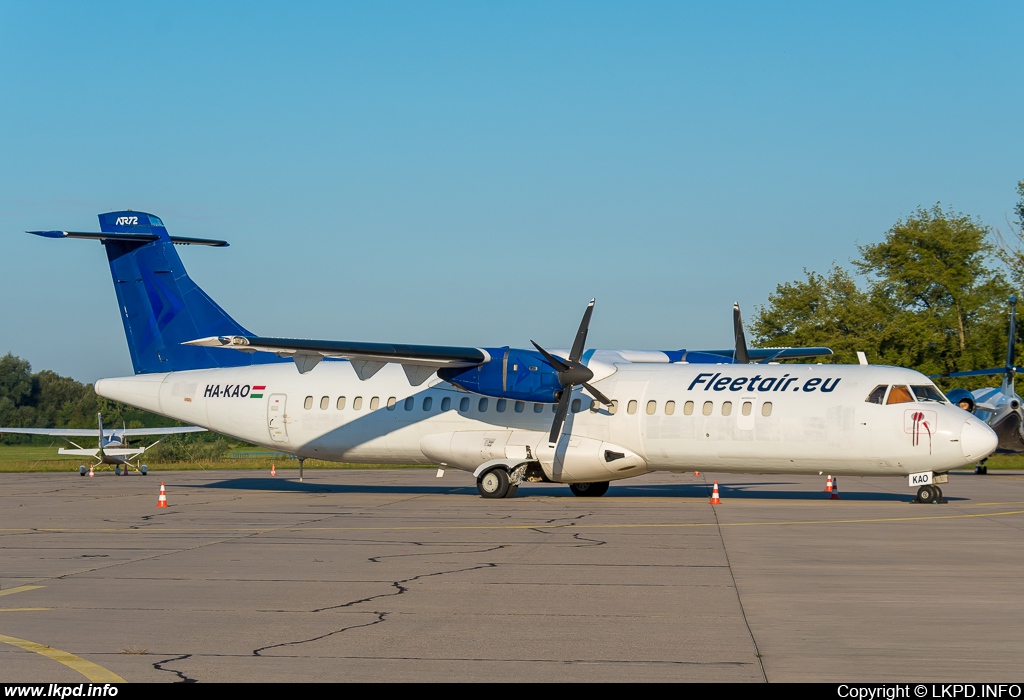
627, 400, 638, 415
865, 385, 887, 404
534, 403, 544, 413
479, 398, 489, 412
886, 385, 914, 405
761, 402, 773, 417
741, 401, 752, 416
702, 401, 713, 415
722, 401, 732, 416
683, 401, 694, 415
304, 396, 313, 410
369, 397, 380, 410
320, 396, 329, 410
441, 397, 451, 411
336, 396, 346, 410
609, 400, 618, 415
646, 400, 657, 415
353, 396, 363, 410
387, 397, 397, 410
404, 396, 414, 411
515, 401, 525, 413
665, 400, 675, 415
911, 385, 946, 403
423, 397, 433, 411
497, 399, 507, 413
572, 398, 581, 412
460, 397, 470, 412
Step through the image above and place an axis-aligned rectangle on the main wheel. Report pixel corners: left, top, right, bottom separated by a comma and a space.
916, 485, 936, 504
569, 481, 610, 497
477, 468, 511, 499
141, 465, 148, 476
79, 466, 86, 477
114, 466, 121, 476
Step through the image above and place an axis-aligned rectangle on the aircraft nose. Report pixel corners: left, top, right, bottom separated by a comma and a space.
961, 418, 998, 462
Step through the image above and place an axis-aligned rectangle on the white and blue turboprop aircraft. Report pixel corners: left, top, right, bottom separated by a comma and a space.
936, 296, 1024, 473
24, 211, 999, 502
0, 412, 205, 475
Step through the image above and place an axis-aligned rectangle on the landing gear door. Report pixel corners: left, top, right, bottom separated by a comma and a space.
268, 394, 288, 443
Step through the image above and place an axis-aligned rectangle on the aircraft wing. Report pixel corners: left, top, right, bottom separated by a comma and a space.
118, 426, 207, 437
185, 335, 489, 382
691, 347, 834, 362
931, 367, 1014, 379
0, 426, 206, 437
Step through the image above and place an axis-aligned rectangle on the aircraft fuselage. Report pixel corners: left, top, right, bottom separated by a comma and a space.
95, 360, 995, 483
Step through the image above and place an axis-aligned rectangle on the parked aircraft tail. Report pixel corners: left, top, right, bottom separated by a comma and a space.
29, 211, 283, 374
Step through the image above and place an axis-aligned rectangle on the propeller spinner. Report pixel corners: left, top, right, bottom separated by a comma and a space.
531, 299, 613, 445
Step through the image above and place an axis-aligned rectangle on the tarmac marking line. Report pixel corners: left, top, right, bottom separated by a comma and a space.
0, 608, 50, 612
0, 633, 125, 682
0, 585, 44, 598
0, 509, 1021, 534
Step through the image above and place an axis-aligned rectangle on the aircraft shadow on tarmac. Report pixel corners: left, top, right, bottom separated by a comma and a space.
190, 477, 928, 501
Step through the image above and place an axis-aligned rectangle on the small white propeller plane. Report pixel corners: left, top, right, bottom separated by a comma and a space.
0, 412, 206, 475
22, 211, 999, 502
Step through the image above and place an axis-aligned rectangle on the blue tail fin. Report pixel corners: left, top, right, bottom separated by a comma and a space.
96, 211, 282, 374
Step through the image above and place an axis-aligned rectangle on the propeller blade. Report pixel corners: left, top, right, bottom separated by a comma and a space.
568, 299, 596, 362
583, 382, 613, 406
733, 302, 750, 365
531, 341, 570, 373
549, 390, 572, 445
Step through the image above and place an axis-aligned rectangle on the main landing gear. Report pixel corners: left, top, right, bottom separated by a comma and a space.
476, 468, 518, 499
569, 481, 610, 497
915, 485, 946, 504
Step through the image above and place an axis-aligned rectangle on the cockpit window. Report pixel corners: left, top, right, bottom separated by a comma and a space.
865, 385, 887, 404
910, 385, 946, 403
886, 385, 914, 404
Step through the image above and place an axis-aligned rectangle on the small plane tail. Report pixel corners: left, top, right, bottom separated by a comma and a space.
30, 211, 283, 374
1003, 296, 1017, 397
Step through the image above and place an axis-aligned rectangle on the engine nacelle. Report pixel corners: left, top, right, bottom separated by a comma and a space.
438, 347, 562, 403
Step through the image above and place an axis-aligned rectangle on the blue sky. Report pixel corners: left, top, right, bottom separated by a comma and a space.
2, 1, 1022, 382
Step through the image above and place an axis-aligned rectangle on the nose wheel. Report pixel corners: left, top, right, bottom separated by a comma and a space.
916, 485, 945, 504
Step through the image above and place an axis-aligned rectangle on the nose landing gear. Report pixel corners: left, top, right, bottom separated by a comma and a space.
915, 485, 946, 504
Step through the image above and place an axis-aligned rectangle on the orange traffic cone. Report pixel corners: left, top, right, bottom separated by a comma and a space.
824, 475, 833, 492
830, 477, 840, 500
157, 482, 169, 508
271, 463, 276, 477
88, 466, 94, 478
710, 481, 722, 505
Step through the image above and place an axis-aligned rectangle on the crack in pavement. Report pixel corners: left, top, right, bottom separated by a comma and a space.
252, 613, 388, 656
152, 653, 198, 683
368, 543, 505, 563
251, 564, 496, 656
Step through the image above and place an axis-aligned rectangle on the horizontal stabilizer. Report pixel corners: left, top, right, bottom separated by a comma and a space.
26, 230, 228, 246
100, 448, 147, 457
186, 335, 489, 373
57, 448, 100, 457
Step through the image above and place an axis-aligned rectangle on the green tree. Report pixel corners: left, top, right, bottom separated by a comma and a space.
995, 180, 1024, 291
752, 204, 1011, 377
750, 265, 881, 364
855, 204, 1010, 375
